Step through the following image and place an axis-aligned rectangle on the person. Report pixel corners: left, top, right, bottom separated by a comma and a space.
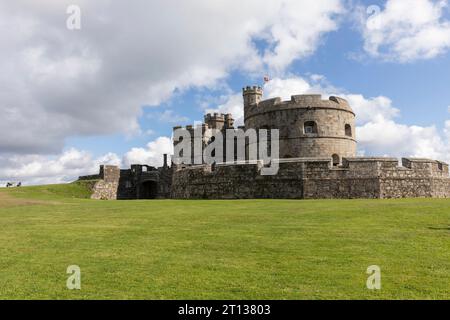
17, 182, 22, 187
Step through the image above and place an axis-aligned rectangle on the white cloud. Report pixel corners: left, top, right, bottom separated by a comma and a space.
0, 0, 345, 184
357, 121, 449, 161
260, 0, 343, 71
0, 148, 121, 186
360, 0, 450, 62
123, 137, 173, 168
342, 95, 400, 124
263, 77, 312, 100
445, 120, 450, 139
0, 135, 174, 186
0, 0, 343, 154
205, 94, 246, 126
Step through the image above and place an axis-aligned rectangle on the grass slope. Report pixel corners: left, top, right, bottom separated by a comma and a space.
4, 181, 95, 201
0, 184, 449, 299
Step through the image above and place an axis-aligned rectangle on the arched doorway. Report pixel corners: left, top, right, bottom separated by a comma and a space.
139, 180, 158, 199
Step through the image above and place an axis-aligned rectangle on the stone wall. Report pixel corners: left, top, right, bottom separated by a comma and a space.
91, 180, 119, 200
171, 157, 450, 200
157, 167, 173, 198
378, 158, 450, 199
79, 164, 173, 200
117, 169, 136, 199
79, 158, 450, 200
244, 94, 357, 161
90, 165, 121, 200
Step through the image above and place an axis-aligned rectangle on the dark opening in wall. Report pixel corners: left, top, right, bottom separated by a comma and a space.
345, 124, 352, 137
438, 162, 443, 171
234, 137, 238, 161
139, 181, 158, 199
332, 154, 340, 166
304, 121, 318, 134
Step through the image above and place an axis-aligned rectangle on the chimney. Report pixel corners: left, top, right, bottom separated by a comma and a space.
163, 154, 168, 169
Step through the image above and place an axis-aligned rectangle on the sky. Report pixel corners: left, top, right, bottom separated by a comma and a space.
1, 0, 450, 185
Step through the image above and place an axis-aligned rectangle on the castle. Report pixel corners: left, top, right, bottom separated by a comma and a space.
79, 86, 450, 200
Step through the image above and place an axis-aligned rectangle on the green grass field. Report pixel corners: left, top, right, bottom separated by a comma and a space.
0, 182, 449, 300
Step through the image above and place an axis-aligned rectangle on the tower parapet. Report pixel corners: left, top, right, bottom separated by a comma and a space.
243, 86, 263, 108
203, 113, 234, 130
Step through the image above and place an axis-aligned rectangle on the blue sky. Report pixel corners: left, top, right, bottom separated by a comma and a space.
1, 0, 450, 184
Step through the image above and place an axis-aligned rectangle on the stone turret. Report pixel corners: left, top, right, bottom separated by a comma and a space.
244, 94, 357, 164
224, 113, 234, 128
204, 113, 224, 130
243, 86, 263, 108
204, 113, 234, 130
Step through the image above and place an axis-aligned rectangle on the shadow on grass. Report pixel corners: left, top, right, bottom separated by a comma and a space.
428, 226, 450, 231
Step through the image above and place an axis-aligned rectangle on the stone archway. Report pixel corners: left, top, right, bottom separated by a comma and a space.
139, 180, 158, 199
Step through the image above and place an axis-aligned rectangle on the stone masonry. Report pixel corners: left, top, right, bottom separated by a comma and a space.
170, 158, 450, 199
78, 165, 120, 200
243, 88, 356, 162
79, 159, 172, 200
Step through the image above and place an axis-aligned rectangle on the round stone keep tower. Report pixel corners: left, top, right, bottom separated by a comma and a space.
243, 87, 357, 165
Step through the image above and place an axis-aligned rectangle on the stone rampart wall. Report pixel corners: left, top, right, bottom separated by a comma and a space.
171, 158, 450, 199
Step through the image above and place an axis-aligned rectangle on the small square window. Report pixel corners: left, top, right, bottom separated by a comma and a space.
304, 121, 317, 134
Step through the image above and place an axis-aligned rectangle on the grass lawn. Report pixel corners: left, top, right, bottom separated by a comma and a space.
0, 183, 449, 300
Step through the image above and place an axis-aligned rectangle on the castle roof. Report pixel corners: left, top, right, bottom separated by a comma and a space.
258, 94, 354, 114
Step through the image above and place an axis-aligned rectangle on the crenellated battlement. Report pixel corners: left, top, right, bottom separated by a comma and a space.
248, 94, 351, 108
204, 113, 226, 122
242, 85, 263, 94
171, 157, 450, 199
173, 113, 235, 135
174, 157, 449, 176
244, 94, 354, 120
243, 85, 263, 108
204, 112, 234, 129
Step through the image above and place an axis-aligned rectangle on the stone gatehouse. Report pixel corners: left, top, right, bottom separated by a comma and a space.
78, 86, 450, 200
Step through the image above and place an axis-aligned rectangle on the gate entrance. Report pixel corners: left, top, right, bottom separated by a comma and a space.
139, 181, 158, 199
